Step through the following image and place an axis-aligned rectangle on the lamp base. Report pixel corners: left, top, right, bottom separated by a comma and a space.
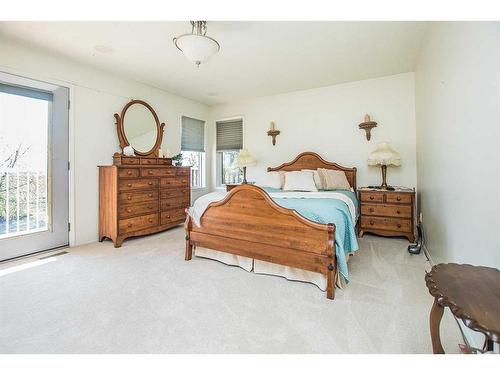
242, 166, 248, 184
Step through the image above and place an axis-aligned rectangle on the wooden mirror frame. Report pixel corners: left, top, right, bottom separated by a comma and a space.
114, 99, 165, 157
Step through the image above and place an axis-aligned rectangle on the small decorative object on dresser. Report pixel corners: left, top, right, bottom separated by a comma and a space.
367, 142, 401, 190
99, 100, 190, 248
358, 187, 415, 242
234, 149, 257, 184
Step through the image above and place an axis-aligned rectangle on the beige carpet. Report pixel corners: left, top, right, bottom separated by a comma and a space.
0, 226, 463, 353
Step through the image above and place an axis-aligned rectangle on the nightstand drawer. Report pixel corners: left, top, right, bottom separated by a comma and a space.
361, 216, 411, 232
359, 191, 384, 203
386, 193, 412, 204
361, 204, 411, 218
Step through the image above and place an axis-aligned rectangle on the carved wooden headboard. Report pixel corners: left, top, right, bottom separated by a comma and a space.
267, 152, 357, 190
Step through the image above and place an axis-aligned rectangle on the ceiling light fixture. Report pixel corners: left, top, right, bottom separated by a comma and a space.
173, 21, 220, 68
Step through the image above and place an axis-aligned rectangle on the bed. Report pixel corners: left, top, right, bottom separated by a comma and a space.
184, 152, 359, 300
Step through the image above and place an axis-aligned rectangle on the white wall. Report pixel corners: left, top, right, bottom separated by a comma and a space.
0, 36, 210, 246
209, 73, 417, 190
415, 22, 500, 267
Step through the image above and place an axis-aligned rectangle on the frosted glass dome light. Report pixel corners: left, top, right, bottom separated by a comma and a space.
173, 21, 220, 67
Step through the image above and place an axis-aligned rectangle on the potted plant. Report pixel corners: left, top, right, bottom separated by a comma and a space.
171, 153, 184, 166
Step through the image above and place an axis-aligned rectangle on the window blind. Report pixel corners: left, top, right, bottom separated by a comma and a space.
216, 119, 243, 151
0, 82, 53, 101
181, 116, 205, 152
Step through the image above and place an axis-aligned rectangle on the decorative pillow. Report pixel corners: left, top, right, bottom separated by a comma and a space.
318, 168, 351, 190
283, 171, 318, 192
301, 169, 323, 189
255, 172, 282, 189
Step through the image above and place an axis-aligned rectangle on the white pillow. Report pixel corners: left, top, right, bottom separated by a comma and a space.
283, 171, 318, 192
255, 172, 282, 189
301, 169, 323, 189
318, 168, 351, 190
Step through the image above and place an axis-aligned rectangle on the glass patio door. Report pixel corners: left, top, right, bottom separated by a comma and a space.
0, 72, 69, 261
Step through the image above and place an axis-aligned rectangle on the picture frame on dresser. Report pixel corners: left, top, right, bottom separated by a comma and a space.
358, 187, 416, 242
98, 100, 191, 247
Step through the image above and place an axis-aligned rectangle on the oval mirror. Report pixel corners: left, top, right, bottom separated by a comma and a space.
122, 101, 159, 154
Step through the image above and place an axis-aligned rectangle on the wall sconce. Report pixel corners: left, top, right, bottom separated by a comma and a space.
358, 114, 377, 141
267, 121, 280, 146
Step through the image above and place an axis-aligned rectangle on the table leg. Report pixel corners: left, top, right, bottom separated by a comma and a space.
430, 298, 445, 354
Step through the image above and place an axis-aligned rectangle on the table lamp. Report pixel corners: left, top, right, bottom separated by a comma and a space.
235, 149, 257, 184
367, 142, 401, 189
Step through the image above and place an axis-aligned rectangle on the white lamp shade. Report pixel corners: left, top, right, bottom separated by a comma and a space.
235, 149, 257, 168
367, 142, 401, 166
174, 34, 220, 65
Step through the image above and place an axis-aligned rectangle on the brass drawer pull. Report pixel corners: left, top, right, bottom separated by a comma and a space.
126, 208, 132, 213
148, 206, 154, 210
127, 195, 132, 200
148, 194, 153, 198
148, 218, 153, 223
397, 224, 401, 228
397, 210, 401, 214
396, 196, 401, 201
166, 215, 171, 219
127, 183, 132, 187
148, 182, 153, 185
369, 196, 374, 200
148, 170, 153, 175
369, 220, 374, 225
128, 223, 133, 228
369, 208, 374, 213
127, 171, 132, 175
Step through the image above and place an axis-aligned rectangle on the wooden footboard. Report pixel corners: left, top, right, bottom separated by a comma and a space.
184, 184, 337, 299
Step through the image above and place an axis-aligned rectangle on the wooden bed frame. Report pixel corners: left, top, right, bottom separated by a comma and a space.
184, 152, 357, 300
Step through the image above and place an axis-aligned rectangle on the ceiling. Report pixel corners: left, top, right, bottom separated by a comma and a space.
0, 22, 427, 105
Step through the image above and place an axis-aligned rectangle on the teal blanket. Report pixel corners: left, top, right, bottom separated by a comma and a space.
263, 188, 359, 282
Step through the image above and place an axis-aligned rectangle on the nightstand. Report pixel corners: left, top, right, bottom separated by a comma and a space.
358, 187, 416, 242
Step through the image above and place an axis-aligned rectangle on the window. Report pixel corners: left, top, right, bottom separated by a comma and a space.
181, 116, 205, 189
216, 118, 243, 186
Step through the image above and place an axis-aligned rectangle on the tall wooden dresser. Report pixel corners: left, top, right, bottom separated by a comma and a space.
99, 154, 190, 247
358, 187, 415, 242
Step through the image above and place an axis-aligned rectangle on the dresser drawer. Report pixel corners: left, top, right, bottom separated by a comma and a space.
361, 204, 411, 218
119, 190, 158, 204
359, 191, 384, 203
157, 158, 172, 165
160, 198, 190, 211
176, 168, 190, 176
119, 213, 158, 234
160, 209, 186, 225
361, 216, 411, 232
386, 193, 412, 204
119, 201, 158, 219
119, 178, 159, 191
160, 177, 190, 188
141, 168, 176, 177
141, 158, 157, 165
160, 188, 189, 199
118, 168, 140, 178
121, 157, 140, 165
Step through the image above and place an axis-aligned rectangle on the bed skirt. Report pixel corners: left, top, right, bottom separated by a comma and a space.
194, 247, 347, 290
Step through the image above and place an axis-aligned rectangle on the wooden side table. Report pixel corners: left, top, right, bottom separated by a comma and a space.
425, 263, 500, 353
358, 187, 416, 242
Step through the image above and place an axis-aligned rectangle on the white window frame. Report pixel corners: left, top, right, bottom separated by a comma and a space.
215, 116, 245, 188
180, 115, 206, 190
